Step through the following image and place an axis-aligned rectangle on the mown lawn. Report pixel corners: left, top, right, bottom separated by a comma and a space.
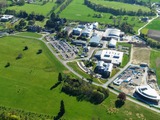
0, 36, 160, 119
7, 1, 57, 16
90, 0, 150, 12
60, 0, 146, 33
117, 42, 131, 68
16, 32, 42, 38
150, 49, 160, 85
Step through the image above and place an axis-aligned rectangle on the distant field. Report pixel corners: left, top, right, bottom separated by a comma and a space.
16, 32, 42, 38
8, 1, 57, 16
90, 0, 150, 12
150, 49, 160, 85
60, 0, 146, 33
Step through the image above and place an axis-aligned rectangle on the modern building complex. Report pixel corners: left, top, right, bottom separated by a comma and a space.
89, 35, 102, 47
94, 61, 113, 78
135, 85, 160, 105
102, 28, 123, 41
95, 50, 124, 65
108, 38, 117, 48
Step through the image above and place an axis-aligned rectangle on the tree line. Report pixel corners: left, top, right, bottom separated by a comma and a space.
84, 0, 155, 16
61, 76, 109, 104
57, 0, 73, 14
106, 0, 150, 7
140, 33, 160, 49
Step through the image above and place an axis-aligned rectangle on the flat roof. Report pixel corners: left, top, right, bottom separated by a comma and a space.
100, 50, 123, 65
89, 35, 101, 44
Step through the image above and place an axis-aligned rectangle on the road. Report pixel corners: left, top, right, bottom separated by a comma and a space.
137, 13, 159, 35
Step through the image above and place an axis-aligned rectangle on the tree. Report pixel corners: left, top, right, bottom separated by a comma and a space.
117, 92, 126, 102
19, 19, 26, 28
58, 72, 63, 82
17, 0, 25, 6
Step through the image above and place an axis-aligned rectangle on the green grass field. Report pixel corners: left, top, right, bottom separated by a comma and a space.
150, 49, 160, 85
117, 42, 131, 68
90, 0, 150, 12
0, 36, 160, 119
144, 18, 160, 31
16, 32, 42, 38
60, 0, 146, 33
8, 1, 57, 16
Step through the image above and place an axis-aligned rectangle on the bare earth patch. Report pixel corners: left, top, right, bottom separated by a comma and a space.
132, 46, 150, 65
62, 70, 70, 74
147, 30, 160, 42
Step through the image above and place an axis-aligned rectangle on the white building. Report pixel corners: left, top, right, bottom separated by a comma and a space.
108, 38, 117, 48
0, 15, 13, 22
95, 50, 123, 65
135, 85, 160, 105
92, 22, 99, 29
102, 28, 121, 41
94, 61, 113, 78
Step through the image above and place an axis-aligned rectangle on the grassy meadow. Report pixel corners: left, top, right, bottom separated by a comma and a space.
0, 36, 160, 119
16, 32, 42, 38
150, 49, 160, 85
144, 18, 160, 31
8, 1, 57, 16
90, 0, 150, 12
60, 0, 146, 33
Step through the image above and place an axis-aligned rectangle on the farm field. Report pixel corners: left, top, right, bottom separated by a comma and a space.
132, 46, 151, 65
150, 49, 160, 85
0, 36, 160, 119
90, 0, 150, 12
16, 32, 42, 38
7, 1, 57, 16
60, 0, 146, 33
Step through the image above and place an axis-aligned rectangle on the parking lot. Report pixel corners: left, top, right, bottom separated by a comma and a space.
46, 36, 78, 60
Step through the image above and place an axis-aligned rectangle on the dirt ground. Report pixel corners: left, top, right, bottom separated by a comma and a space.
147, 30, 160, 42
132, 45, 150, 65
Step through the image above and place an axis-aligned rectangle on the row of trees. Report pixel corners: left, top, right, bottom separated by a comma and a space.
61, 76, 109, 104
57, 0, 73, 14
5, 10, 45, 21
106, 0, 150, 7
45, 12, 67, 32
140, 33, 160, 49
84, 0, 155, 16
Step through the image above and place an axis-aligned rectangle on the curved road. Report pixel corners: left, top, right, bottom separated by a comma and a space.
137, 13, 159, 35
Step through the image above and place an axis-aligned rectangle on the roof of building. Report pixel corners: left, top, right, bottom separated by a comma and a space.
108, 39, 117, 47
103, 28, 121, 39
103, 63, 113, 72
95, 51, 102, 56
100, 50, 123, 65
71, 40, 87, 45
73, 27, 82, 32
1, 15, 13, 20
136, 85, 160, 100
89, 35, 101, 44
96, 61, 113, 72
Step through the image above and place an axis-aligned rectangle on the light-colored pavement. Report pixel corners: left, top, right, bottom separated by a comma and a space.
137, 13, 159, 35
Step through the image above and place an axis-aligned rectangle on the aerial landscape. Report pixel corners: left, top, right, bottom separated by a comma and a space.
0, 0, 160, 120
